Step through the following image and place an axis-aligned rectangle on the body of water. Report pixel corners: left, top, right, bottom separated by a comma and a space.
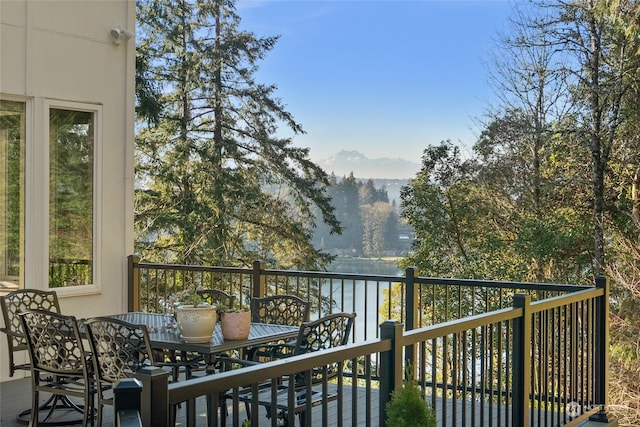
322, 258, 403, 341
328, 257, 402, 276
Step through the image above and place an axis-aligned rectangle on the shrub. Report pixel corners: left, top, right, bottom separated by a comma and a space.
385, 380, 436, 427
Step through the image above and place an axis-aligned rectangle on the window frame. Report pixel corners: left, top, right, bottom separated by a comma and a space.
44, 99, 103, 296
0, 97, 28, 288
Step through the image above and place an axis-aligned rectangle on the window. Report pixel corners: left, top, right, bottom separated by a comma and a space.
0, 100, 25, 287
1, 100, 100, 291
48, 107, 95, 287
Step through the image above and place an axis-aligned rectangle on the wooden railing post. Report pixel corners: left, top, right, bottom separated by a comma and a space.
133, 366, 170, 427
252, 260, 266, 298
404, 267, 418, 378
379, 320, 404, 427
127, 254, 140, 312
113, 378, 142, 427
512, 293, 531, 427
404, 267, 418, 331
590, 275, 613, 422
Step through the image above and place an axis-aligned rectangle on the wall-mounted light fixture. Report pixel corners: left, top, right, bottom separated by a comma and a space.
110, 26, 134, 45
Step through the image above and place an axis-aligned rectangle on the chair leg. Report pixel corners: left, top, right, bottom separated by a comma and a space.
95, 395, 103, 427
220, 402, 227, 425
244, 401, 251, 421
28, 387, 39, 427
20, 393, 87, 426
281, 410, 291, 427
41, 396, 57, 423
82, 392, 91, 427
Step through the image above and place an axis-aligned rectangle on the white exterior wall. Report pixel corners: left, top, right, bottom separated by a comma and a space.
0, 0, 135, 381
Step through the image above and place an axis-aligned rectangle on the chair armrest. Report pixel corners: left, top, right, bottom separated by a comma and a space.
247, 341, 295, 362
0, 327, 22, 338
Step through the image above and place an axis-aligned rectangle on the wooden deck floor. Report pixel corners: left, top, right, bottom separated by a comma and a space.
1, 376, 616, 426
0, 376, 379, 426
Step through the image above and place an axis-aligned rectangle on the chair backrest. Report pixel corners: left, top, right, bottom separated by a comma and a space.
197, 289, 236, 309
19, 308, 88, 377
292, 312, 356, 384
293, 312, 356, 356
0, 289, 61, 376
84, 317, 156, 385
250, 295, 311, 326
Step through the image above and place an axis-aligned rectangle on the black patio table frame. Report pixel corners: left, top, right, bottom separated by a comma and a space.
109, 312, 299, 373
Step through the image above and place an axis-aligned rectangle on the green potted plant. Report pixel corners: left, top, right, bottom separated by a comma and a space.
385, 379, 436, 427
220, 299, 250, 340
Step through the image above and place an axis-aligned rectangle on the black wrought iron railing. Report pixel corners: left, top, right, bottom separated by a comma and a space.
126, 256, 610, 426
127, 256, 589, 338
49, 257, 92, 287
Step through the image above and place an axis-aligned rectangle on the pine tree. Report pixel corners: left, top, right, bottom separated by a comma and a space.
135, 0, 340, 269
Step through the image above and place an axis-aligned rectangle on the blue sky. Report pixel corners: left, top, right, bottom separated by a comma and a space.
237, 0, 515, 164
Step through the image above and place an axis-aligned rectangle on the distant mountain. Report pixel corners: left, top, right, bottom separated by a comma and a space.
318, 150, 421, 180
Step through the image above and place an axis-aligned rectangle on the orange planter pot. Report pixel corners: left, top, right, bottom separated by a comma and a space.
221, 311, 251, 340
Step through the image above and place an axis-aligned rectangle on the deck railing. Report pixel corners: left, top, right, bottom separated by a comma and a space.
49, 257, 92, 287
127, 256, 611, 426
127, 255, 589, 335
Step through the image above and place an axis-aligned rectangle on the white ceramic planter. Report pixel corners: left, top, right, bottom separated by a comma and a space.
175, 304, 217, 343
221, 311, 251, 340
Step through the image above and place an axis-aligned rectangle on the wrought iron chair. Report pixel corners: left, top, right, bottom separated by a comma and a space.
19, 308, 96, 427
83, 316, 156, 427
0, 289, 83, 425
250, 294, 311, 326
246, 294, 311, 361
0, 289, 61, 377
236, 312, 356, 426
197, 288, 236, 309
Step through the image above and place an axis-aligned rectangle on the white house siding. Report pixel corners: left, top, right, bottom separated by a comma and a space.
0, 0, 135, 381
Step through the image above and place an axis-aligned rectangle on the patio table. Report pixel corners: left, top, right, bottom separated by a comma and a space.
109, 312, 299, 371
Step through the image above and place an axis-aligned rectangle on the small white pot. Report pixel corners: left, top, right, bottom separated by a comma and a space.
175, 304, 217, 343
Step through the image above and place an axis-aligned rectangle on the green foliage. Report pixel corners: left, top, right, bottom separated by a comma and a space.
311, 173, 402, 257
398, 1, 640, 423
361, 201, 397, 257
218, 298, 247, 314
0, 101, 25, 277
315, 173, 363, 254
134, 0, 339, 270
385, 380, 436, 427
48, 109, 94, 286
401, 130, 593, 284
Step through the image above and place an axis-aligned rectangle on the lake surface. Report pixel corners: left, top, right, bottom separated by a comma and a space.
328, 257, 402, 276
322, 258, 404, 341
